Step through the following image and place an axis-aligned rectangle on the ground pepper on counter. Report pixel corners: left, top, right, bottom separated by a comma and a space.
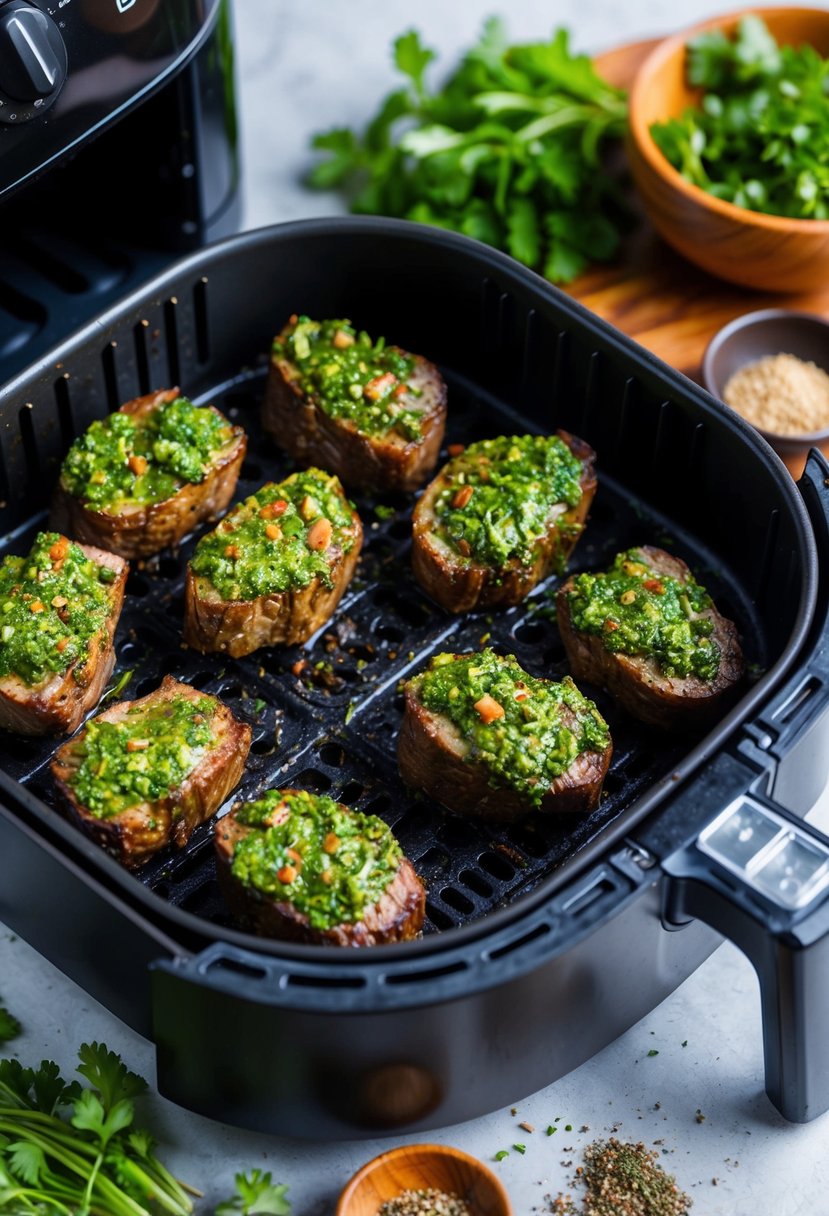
723, 353, 829, 435
552, 1138, 692, 1216
378, 1188, 470, 1216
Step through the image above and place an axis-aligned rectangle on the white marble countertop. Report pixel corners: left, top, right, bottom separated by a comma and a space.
4, 2, 829, 1213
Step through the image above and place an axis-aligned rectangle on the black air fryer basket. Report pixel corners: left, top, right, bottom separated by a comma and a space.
1, 219, 829, 1138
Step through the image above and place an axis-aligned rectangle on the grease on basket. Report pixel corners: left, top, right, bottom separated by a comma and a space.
723, 353, 829, 435
378, 1188, 470, 1216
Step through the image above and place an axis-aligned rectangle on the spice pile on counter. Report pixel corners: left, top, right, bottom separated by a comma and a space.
379, 1189, 470, 1215
723, 353, 829, 435
551, 1138, 692, 1216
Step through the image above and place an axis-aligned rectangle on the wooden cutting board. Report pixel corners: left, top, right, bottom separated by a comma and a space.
566, 40, 829, 383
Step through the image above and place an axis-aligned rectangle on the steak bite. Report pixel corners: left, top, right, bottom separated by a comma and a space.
557, 546, 745, 731
398, 648, 612, 822
51, 675, 251, 869
52, 387, 246, 559
0, 531, 127, 736
184, 468, 362, 657
412, 431, 596, 614
215, 788, 425, 945
262, 315, 447, 493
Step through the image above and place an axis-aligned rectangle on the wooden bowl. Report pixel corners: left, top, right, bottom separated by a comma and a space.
627, 8, 829, 292
702, 308, 829, 477
336, 1144, 514, 1216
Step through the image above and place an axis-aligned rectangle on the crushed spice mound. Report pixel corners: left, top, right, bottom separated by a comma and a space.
552, 1138, 692, 1216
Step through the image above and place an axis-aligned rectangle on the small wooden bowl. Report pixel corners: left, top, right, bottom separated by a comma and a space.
703, 308, 829, 477
336, 1144, 514, 1216
627, 8, 829, 292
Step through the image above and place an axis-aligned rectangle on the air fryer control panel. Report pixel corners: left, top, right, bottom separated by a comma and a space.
0, 0, 221, 196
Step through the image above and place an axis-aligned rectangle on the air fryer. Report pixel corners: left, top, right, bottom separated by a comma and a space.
0, 0, 240, 378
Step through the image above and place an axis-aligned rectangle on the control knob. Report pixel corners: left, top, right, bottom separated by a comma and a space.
0, 1, 67, 124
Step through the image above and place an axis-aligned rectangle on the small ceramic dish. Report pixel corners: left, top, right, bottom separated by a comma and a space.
702, 308, 829, 477
335, 1143, 514, 1216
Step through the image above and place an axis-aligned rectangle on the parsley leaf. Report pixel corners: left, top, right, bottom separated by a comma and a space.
0, 1005, 20, 1044
216, 1169, 291, 1215
309, 21, 629, 283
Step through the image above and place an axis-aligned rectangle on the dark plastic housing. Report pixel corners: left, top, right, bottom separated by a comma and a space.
0, 219, 827, 1137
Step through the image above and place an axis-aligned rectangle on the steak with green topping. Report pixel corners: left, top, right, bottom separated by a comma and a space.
262, 315, 447, 492
215, 788, 425, 945
557, 546, 744, 731
0, 533, 127, 736
398, 649, 612, 821
412, 432, 596, 613
52, 388, 246, 559
51, 675, 251, 868
184, 469, 363, 656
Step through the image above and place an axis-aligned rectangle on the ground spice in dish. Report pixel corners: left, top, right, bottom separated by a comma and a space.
723, 353, 829, 435
552, 1138, 692, 1216
378, 1188, 470, 1215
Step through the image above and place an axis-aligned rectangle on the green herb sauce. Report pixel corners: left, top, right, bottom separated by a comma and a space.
273, 315, 424, 441
0, 532, 115, 687
432, 435, 583, 568
414, 648, 609, 806
61, 396, 234, 509
67, 692, 215, 819
565, 548, 720, 680
230, 788, 403, 929
189, 468, 356, 601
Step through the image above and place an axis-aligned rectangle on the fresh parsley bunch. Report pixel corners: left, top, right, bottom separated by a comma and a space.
0, 1043, 195, 1215
651, 16, 829, 218
309, 20, 628, 283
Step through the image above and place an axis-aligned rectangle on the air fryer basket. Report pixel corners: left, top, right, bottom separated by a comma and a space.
1, 219, 828, 1138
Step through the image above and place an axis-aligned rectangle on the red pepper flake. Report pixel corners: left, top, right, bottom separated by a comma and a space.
260, 499, 288, 520
29, 600, 45, 614
224, 544, 241, 559
393, 383, 409, 398
286, 847, 303, 866
451, 484, 474, 509
474, 694, 505, 724
457, 538, 472, 557
307, 517, 333, 551
604, 618, 619, 631
644, 578, 666, 595
321, 869, 333, 885
332, 329, 354, 349
364, 372, 397, 400
128, 454, 148, 476
56, 637, 70, 653
323, 832, 340, 854
277, 864, 297, 885
49, 538, 69, 563
126, 739, 150, 752
291, 659, 306, 677
447, 443, 465, 457
264, 523, 283, 541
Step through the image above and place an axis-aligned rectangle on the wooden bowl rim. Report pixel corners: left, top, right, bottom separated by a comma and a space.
628, 5, 829, 234
335, 1142, 514, 1216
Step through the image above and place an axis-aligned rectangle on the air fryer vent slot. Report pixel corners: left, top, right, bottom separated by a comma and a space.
286, 972, 366, 990
205, 956, 268, 981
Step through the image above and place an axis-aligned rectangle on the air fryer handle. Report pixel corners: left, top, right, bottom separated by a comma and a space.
663, 807, 829, 1124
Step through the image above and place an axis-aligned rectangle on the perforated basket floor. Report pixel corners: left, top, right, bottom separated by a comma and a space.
5, 364, 765, 938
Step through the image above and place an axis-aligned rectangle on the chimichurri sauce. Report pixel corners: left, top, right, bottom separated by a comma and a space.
565, 549, 720, 680
0, 532, 115, 687
431, 435, 584, 568
189, 468, 357, 601
413, 648, 609, 806
273, 315, 424, 441
67, 692, 215, 819
231, 789, 403, 929
61, 396, 234, 510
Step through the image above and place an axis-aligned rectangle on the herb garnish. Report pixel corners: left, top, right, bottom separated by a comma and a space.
309, 22, 628, 283
215, 1170, 291, 1215
652, 16, 829, 219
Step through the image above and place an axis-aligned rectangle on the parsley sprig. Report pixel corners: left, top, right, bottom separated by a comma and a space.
215, 1170, 291, 1215
0, 1043, 195, 1215
652, 16, 829, 219
309, 21, 628, 283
